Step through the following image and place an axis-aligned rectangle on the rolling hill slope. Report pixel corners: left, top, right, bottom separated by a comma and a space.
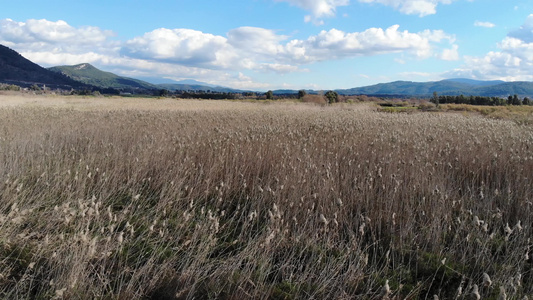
49, 63, 246, 93
0, 45, 87, 89
336, 79, 533, 97
48, 63, 156, 91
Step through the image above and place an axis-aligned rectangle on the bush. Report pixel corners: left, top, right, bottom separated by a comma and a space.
418, 102, 437, 111
301, 94, 326, 105
0, 84, 21, 91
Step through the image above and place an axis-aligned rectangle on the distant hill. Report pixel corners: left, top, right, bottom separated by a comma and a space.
0, 45, 86, 89
444, 78, 505, 87
49, 63, 246, 93
172, 79, 217, 87
156, 83, 247, 93
336, 79, 533, 98
48, 63, 156, 91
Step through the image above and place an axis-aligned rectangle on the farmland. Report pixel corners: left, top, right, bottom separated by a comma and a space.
0, 94, 532, 299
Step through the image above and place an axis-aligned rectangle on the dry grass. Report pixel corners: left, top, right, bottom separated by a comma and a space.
440, 103, 533, 124
0, 95, 532, 299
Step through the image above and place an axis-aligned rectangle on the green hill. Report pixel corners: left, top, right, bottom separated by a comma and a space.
0, 45, 86, 89
336, 79, 533, 98
157, 83, 247, 93
48, 63, 245, 93
48, 63, 156, 91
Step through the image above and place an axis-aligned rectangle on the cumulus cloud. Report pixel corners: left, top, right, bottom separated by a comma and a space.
0, 18, 114, 50
123, 28, 236, 68
0, 18, 118, 70
446, 14, 533, 81
276, 0, 460, 19
1, 18, 457, 89
287, 25, 454, 61
358, 0, 455, 17
439, 44, 459, 61
275, 0, 349, 23
227, 27, 288, 56
474, 21, 496, 28
121, 24, 454, 70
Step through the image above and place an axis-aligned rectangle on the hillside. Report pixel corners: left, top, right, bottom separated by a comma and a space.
49, 63, 246, 93
0, 45, 86, 89
48, 63, 156, 91
157, 83, 247, 93
336, 79, 533, 97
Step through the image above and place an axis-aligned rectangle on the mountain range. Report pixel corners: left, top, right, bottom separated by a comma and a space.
48, 63, 248, 93
334, 78, 533, 97
1, 44, 533, 98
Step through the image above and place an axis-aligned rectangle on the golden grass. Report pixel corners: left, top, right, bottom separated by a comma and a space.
0, 94, 532, 299
441, 103, 533, 124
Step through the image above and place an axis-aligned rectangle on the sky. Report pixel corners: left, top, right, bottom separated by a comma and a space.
1, 0, 533, 91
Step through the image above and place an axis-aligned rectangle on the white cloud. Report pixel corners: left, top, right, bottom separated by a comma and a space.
439, 44, 459, 61
260, 63, 303, 73
123, 28, 235, 68
394, 58, 406, 64
398, 71, 431, 77
289, 25, 454, 61
123, 24, 454, 70
227, 27, 288, 56
446, 15, 533, 81
358, 0, 455, 17
0, 18, 118, 70
0, 18, 456, 89
474, 21, 496, 28
0, 18, 114, 51
275, 0, 349, 23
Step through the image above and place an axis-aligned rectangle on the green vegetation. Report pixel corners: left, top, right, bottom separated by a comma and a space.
324, 90, 339, 104
435, 94, 533, 106
337, 78, 533, 98
48, 63, 155, 91
0, 84, 20, 91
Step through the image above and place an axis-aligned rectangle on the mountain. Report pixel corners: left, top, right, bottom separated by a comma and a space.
172, 79, 216, 87
336, 79, 533, 98
0, 45, 86, 89
443, 78, 505, 87
49, 63, 246, 93
156, 83, 247, 93
48, 63, 156, 91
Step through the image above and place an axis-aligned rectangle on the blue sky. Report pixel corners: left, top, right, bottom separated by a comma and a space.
1, 0, 533, 90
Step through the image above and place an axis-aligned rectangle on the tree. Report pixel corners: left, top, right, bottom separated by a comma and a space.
298, 90, 307, 99
157, 89, 170, 97
523, 97, 531, 106
512, 94, 521, 105
325, 91, 339, 104
431, 91, 439, 107
265, 90, 274, 100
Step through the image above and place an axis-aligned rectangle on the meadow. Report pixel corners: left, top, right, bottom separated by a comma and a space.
0, 94, 532, 299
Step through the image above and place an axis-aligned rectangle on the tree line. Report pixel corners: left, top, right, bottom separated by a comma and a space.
431, 93, 531, 106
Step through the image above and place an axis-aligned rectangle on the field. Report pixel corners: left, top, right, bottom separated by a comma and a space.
0, 94, 532, 299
